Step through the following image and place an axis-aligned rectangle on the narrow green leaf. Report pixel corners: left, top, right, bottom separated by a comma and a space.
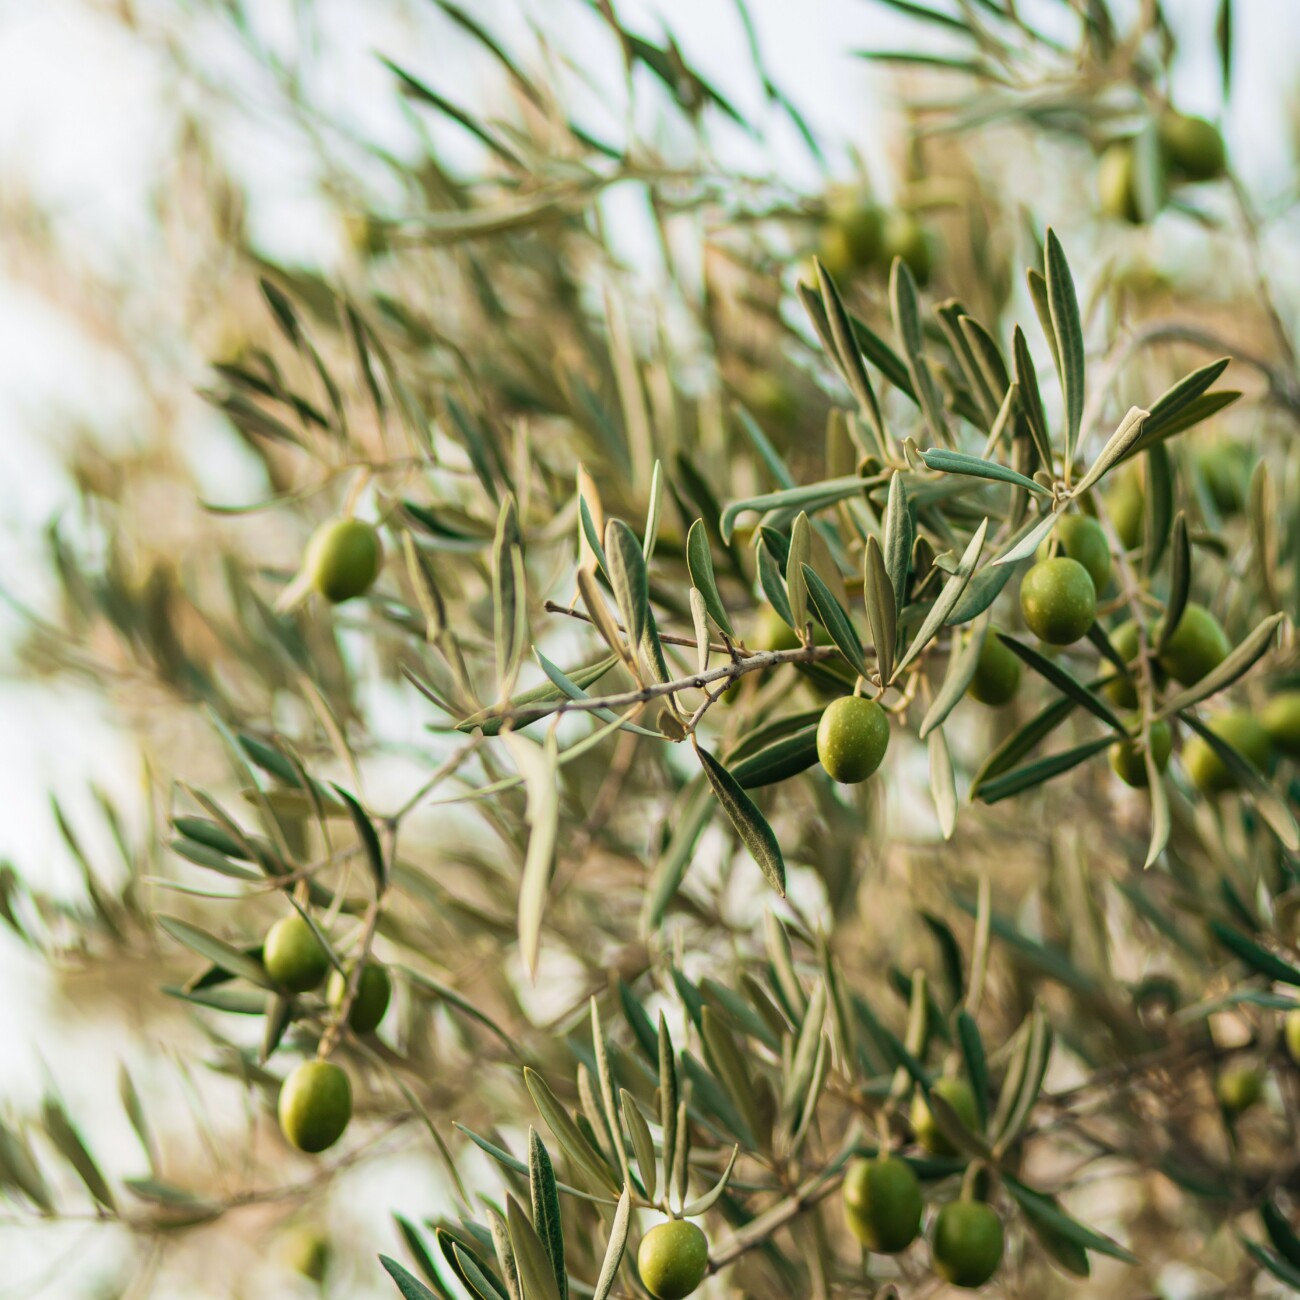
863, 536, 897, 686
591, 1187, 631, 1300
756, 538, 794, 630
156, 915, 274, 990
1158, 614, 1284, 718
922, 448, 1051, 496
681, 1143, 739, 1216
1158, 514, 1191, 655
528, 1131, 566, 1300
686, 519, 733, 636
975, 737, 1114, 804
1004, 1177, 1137, 1263
620, 1090, 655, 1202
786, 512, 812, 633
882, 472, 912, 607
996, 633, 1127, 733
696, 746, 786, 896
1044, 229, 1085, 464
729, 726, 820, 789
1143, 441, 1174, 571
928, 727, 957, 839
506, 1195, 562, 1300
523, 1071, 621, 1195
1012, 326, 1052, 468
1141, 358, 1232, 443
800, 564, 869, 679
920, 614, 991, 738
505, 732, 560, 980
955, 1012, 990, 1130
382, 1255, 445, 1300
493, 495, 523, 680
604, 519, 649, 653
42, 1096, 115, 1211
890, 258, 949, 444
330, 784, 387, 894
894, 518, 988, 678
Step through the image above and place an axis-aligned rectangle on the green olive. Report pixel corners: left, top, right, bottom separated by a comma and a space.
304, 517, 383, 604
1098, 140, 1142, 224
881, 211, 935, 287
1109, 717, 1172, 788
1196, 442, 1250, 517
1261, 692, 1300, 759
753, 607, 801, 652
1036, 514, 1112, 595
931, 1200, 1004, 1289
326, 962, 392, 1035
278, 1060, 352, 1154
263, 914, 330, 994
636, 1220, 709, 1300
816, 696, 890, 784
1019, 557, 1096, 646
1216, 1065, 1263, 1114
1285, 1009, 1300, 1067
1154, 603, 1230, 686
967, 630, 1020, 707
281, 1225, 331, 1282
842, 1156, 923, 1254
1105, 472, 1146, 551
1182, 711, 1272, 794
1158, 111, 1226, 182
910, 1077, 979, 1157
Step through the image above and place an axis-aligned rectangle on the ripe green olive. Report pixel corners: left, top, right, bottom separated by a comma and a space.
1019, 557, 1096, 646
1158, 111, 1226, 182
278, 1060, 353, 1154
1098, 140, 1142, 223
1216, 1065, 1263, 1115
1036, 514, 1112, 595
1109, 718, 1172, 788
1261, 692, 1300, 759
882, 211, 935, 287
263, 914, 330, 993
842, 1156, 923, 1254
1154, 603, 1230, 686
637, 1220, 709, 1300
819, 198, 885, 279
816, 696, 890, 784
968, 630, 1020, 707
1105, 472, 1146, 551
1285, 1009, 1300, 1067
931, 1200, 1004, 1289
910, 1077, 979, 1157
281, 1225, 331, 1282
1182, 711, 1272, 794
304, 517, 383, 604
326, 961, 392, 1035
1196, 443, 1250, 517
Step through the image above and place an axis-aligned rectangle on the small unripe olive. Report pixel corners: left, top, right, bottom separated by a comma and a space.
263, 915, 330, 993
1261, 692, 1300, 759
816, 696, 890, 784
1285, 1009, 1300, 1067
1019, 557, 1096, 646
842, 1156, 923, 1254
1196, 443, 1250, 517
931, 1200, 1004, 1289
304, 517, 383, 604
637, 1220, 709, 1300
968, 630, 1020, 707
1158, 111, 1226, 182
910, 1077, 979, 1157
1155, 603, 1230, 686
1109, 718, 1172, 788
1105, 472, 1146, 550
1216, 1065, 1263, 1115
1182, 711, 1272, 794
820, 199, 884, 278
326, 961, 392, 1035
1098, 140, 1142, 224
881, 211, 935, 286
278, 1060, 352, 1154
281, 1225, 331, 1282
1036, 514, 1112, 595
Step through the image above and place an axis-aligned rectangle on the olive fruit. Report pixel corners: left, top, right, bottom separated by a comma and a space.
1182, 711, 1272, 794
1098, 140, 1142, 223
1158, 111, 1226, 182
1196, 442, 1250, 517
754, 607, 799, 653
1285, 1009, 1300, 1067
819, 198, 884, 279
326, 961, 392, 1035
1216, 1065, 1263, 1115
910, 1077, 979, 1157
816, 697, 890, 784
263, 914, 330, 993
842, 1156, 923, 1254
1105, 472, 1146, 551
637, 1220, 709, 1300
1019, 557, 1096, 646
1036, 514, 1111, 595
1109, 718, 1172, 788
278, 1060, 353, 1153
1155, 603, 1230, 686
881, 211, 934, 286
968, 630, 1020, 707
1261, 692, 1300, 759
281, 1225, 331, 1282
304, 517, 383, 604
931, 1200, 1004, 1289
1102, 620, 1142, 709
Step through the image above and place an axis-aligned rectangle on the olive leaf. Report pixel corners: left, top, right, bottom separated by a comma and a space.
862, 535, 897, 685
457, 657, 619, 735
330, 783, 388, 894
729, 726, 820, 789
522, 1070, 621, 1195
1140, 357, 1231, 443
591, 1186, 631, 1300
955, 1012, 990, 1130
686, 519, 733, 637
505, 732, 560, 980
528, 1131, 567, 1300
882, 471, 913, 607
658, 1012, 678, 1195
720, 476, 868, 543
1210, 921, 1300, 988
1012, 326, 1052, 468
893, 517, 988, 678
800, 564, 869, 679
695, 744, 786, 895
156, 914, 275, 990
42, 1096, 116, 1211
1157, 613, 1284, 718
1072, 404, 1149, 498
995, 633, 1128, 734
619, 1090, 655, 1202
604, 519, 649, 654
682, 1143, 740, 1216
1044, 228, 1084, 465
786, 512, 812, 633
928, 727, 957, 840
493, 494, 524, 681
1005, 1177, 1137, 1264
506, 1195, 562, 1300
1143, 441, 1174, 571
974, 736, 1114, 804
919, 613, 991, 739
534, 652, 660, 739
382, 1255, 446, 1300
921, 448, 1052, 496
813, 259, 886, 451
890, 257, 949, 445
1157, 513, 1191, 654
756, 537, 795, 630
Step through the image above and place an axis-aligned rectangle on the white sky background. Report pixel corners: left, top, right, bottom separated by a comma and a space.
0, 0, 1296, 1294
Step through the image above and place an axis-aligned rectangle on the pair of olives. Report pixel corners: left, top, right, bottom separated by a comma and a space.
818, 196, 936, 287
262, 914, 393, 1034
1099, 110, 1226, 224
842, 1153, 1003, 1288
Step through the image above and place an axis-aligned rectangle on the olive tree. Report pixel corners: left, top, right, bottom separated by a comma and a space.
4, 1, 1300, 1297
